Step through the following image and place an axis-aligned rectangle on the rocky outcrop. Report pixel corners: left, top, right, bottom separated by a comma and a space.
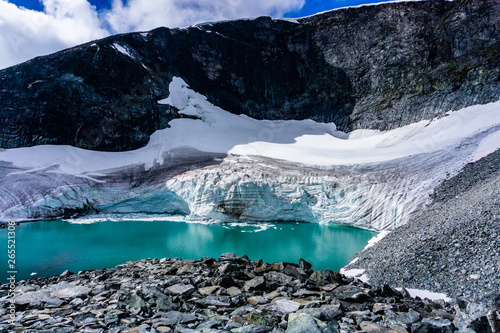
0, 254, 474, 332
0, 0, 498, 151
0, 18, 349, 151
303, 0, 500, 130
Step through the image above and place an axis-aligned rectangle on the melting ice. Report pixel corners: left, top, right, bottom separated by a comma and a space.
0, 77, 499, 230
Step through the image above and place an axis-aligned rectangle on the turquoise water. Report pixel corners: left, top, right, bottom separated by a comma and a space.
0, 219, 375, 283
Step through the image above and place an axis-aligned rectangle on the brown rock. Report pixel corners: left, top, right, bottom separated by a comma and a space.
243, 276, 265, 292
247, 296, 269, 305
227, 286, 242, 297
272, 262, 285, 271
198, 286, 219, 296
255, 263, 272, 274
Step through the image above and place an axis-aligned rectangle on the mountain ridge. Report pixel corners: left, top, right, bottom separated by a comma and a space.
0, 0, 498, 151
0, 2, 498, 328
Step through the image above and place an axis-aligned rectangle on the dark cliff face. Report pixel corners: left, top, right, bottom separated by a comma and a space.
303, 0, 500, 130
0, 0, 498, 151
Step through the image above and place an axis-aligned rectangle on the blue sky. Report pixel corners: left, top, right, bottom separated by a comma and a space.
286, 0, 395, 17
0, 0, 394, 69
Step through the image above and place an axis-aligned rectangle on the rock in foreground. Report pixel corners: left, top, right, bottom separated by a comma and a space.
1, 254, 490, 332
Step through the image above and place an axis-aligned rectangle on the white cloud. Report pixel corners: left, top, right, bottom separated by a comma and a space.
41, 0, 107, 41
0, 0, 108, 69
0, 0, 304, 70
104, 0, 304, 33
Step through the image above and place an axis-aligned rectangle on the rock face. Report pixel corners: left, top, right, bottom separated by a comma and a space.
0, 0, 498, 151
304, 0, 500, 130
0, 254, 478, 332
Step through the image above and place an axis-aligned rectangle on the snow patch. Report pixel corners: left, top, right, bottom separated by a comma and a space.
472, 130, 500, 162
347, 257, 359, 265
340, 267, 369, 283
364, 230, 390, 250
27, 80, 45, 89
112, 43, 133, 59
230, 101, 500, 166
396, 288, 452, 302
340, 230, 391, 281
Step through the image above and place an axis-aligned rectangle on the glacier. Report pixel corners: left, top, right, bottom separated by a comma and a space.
0, 77, 499, 230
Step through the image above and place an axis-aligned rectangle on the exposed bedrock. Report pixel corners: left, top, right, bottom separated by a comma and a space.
0, 0, 498, 151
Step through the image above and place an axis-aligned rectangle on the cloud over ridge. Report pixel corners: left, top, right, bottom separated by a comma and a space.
0, 0, 304, 70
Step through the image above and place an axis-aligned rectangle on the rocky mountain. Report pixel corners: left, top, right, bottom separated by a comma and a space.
0, 1, 499, 329
0, 0, 498, 151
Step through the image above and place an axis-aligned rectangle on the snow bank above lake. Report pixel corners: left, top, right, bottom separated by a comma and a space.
0, 77, 498, 227
1, 77, 498, 173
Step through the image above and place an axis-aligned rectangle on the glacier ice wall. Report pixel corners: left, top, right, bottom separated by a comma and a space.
164, 136, 486, 230
0, 78, 499, 230
0, 126, 497, 230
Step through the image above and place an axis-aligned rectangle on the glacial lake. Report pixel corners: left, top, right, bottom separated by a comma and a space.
0, 219, 376, 283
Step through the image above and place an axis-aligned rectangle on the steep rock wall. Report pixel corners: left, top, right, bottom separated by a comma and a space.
0, 0, 498, 151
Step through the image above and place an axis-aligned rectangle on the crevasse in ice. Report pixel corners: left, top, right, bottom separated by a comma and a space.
0, 78, 499, 230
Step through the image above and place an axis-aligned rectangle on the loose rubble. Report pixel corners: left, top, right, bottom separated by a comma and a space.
345, 149, 500, 332
0, 254, 483, 333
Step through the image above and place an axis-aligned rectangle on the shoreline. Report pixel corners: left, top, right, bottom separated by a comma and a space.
0, 220, 375, 284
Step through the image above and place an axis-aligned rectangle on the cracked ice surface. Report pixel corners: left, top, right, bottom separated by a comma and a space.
0, 77, 499, 229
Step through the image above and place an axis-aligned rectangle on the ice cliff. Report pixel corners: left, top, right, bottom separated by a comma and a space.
0, 77, 498, 230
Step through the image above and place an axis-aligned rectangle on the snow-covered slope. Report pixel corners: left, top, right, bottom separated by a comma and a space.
0, 77, 499, 229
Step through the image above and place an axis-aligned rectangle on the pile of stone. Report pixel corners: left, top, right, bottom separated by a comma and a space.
1, 254, 462, 332
346, 149, 500, 298
344, 149, 500, 332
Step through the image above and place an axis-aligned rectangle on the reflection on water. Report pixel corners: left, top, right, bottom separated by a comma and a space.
0, 219, 375, 282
